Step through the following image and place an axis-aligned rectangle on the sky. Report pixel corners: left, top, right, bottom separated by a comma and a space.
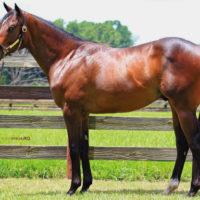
0, 0, 200, 45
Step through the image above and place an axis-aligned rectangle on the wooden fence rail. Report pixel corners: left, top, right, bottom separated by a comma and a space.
0, 145, 192, 161
0, 85, 187, 163
0, 114, 192, 162
3, 54, 39, 68
0, 99, 170, 111
0, 115, 173, 130
0, 86, 52, 99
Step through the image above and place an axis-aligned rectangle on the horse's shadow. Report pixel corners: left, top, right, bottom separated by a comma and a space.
16, 188, 191, 197
88, 189, 188, 196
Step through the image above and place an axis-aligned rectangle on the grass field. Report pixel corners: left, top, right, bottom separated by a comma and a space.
0, 178, 198, 200
0, 109, 193, 182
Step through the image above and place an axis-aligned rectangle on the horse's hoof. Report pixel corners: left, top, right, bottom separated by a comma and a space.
67, 181, 81, 195
80, 181, 92, 193
80, 186, 89, 193
188, 183, 200, 197
67, 189, 75, 196
188, 191, 196, 197
188, 188, 198, 197
67, 187, 78, 195
163, 186, 177, 195
163, 188, 171, 195
163, 179, 179, 195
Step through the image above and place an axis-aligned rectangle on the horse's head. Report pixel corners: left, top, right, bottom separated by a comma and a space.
0, 3, 27, 60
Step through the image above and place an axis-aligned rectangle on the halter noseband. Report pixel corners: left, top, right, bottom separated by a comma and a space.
1, 12, 27, 58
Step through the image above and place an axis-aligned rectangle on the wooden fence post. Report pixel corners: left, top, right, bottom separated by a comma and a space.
66, 141, 72, 179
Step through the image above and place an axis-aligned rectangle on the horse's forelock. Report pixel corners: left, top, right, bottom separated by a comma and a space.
1, 10, 17, 25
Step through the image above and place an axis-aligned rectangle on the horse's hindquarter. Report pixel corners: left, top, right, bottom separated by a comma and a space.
86, 44, 163, 113
159, 38, 200, 108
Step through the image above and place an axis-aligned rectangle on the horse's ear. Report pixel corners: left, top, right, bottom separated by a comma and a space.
14, 3, 22, 16
3, 2, 12, 12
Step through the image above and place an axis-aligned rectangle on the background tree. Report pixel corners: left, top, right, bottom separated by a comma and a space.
53, 19, 135, 48
53, 18, 65, 30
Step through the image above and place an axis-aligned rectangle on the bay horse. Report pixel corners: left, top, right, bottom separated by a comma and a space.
1, 3, 200, 197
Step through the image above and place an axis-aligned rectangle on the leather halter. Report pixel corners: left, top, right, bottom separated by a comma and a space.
1, 12, 27, 58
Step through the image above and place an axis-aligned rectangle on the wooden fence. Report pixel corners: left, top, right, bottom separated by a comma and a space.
0, 85, 192, 162
0, 55, 193, 176
0, 98, 170, 111
3, 53, 39, 68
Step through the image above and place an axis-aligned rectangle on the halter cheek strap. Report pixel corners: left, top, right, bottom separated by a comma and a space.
0, 13, 27, 78
2, 12, 27, 58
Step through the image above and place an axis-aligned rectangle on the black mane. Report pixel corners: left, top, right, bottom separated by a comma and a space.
33, 14, 85, 42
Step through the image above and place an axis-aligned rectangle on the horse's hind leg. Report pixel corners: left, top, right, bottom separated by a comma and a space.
163, 105, 189, 194
173, 106, 200, 197
80, 114, 93, 192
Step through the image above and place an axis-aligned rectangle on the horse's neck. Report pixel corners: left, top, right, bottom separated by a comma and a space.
24, 14, 80, 77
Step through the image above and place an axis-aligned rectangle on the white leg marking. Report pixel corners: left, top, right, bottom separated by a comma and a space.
163, 178, 179, 195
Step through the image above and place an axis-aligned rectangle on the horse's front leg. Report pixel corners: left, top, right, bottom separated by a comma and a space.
80, 113, 93, 192
163, 106, 189, 194
63, 104, 82, 195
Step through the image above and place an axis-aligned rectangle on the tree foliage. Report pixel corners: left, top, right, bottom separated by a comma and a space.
53, 18, 65, 30
54, 19, 135, 48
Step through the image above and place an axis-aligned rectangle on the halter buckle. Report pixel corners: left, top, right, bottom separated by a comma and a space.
22, 25, 27, 33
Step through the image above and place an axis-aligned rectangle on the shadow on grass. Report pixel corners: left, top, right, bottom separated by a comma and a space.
88, 189, 189, 196
16, 188, 193, 197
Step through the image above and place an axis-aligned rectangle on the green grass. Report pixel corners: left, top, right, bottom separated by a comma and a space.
0, 109, 172, 117
0, 109, 193, 182
0, 178, 198, 200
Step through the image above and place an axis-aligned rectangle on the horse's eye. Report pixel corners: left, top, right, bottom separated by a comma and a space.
8, 26, 16, 32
